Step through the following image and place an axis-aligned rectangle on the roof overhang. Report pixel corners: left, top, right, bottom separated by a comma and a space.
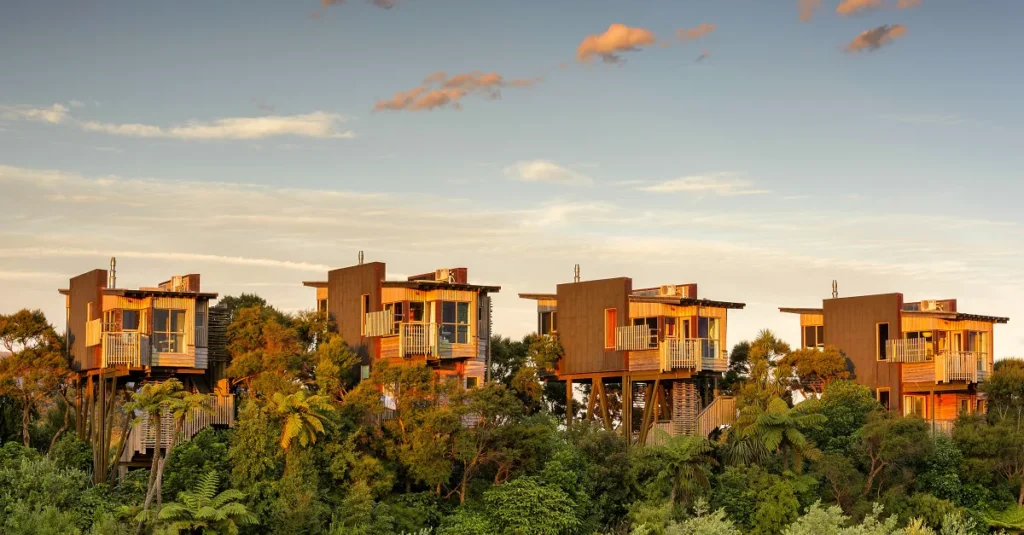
903, 310, 1009, 324
519, 293, 557, 300
103, 289, 219, 299
302, 281, 328, 288
630, 296, 746, 309
779, 307, 824, 315
382, 280, 501, 293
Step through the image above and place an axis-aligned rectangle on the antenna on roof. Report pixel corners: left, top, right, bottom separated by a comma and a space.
832, 280, 838, 299
109, 257, 116, 289
358, 251, 364, 265
573, 264, 580, 283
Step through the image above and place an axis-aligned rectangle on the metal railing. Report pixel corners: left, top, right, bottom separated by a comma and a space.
102, 332, 149, 368
887, 338, 931, 363
616, 325, 654, 351
364, 310, 394, 337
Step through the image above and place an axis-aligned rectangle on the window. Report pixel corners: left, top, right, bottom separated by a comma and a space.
959, 398, 970, 415
664, 317, 678, 338
153, 309, 186, 353
360, 365, 370, 381
877, 323, 890, 361
123, 310, 140, 331
803, 325, 824, 349
195, 305, 205, 331
408, 302, 425, 323
906, 331, 935, 359
632, 317, 659, 349
903, 395, 926, 418
698, 317, 720, 341
384, 302, 404, 334
604, 309, 617, 349
539, 311, 557, 335
360, 294, 370, 335
440, 301, 470, 344
317, 299, 328, 314
876, 388, 890, 410
466, 376, 479, 389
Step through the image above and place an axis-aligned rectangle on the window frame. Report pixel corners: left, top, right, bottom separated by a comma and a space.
122, 309, 141, 332
152, 308, 187, 354
539, 310, 557, 336
440, 301, 471, 345
876, 322, 890, 361
631, 316, 660, 349
876, 387, 891, 410
802, 324, 825, 350
360, 294, 370, 336
604, 308, 617, 350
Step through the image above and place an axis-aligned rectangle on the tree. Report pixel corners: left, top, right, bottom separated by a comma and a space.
272, 390, 333, 473
720, 342, 751, 394
738, 330, 793, 410
780, 346, 850, 396
312, 336, 359, 402
0, 310, 69, 447
225, 307, 309, 397
982, 358, 1024, 418
153, 391, 214, 507
482, 475, 581, 535
157, 472, 257, 534
653, 433, 716, 505
123, 379, 186, 530
804, 380, 881, 455
736, 396, 824, 473
858, 412, 931, 498
954, 411, 1024, 505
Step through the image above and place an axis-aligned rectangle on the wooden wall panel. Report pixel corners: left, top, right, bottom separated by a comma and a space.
555, 278, 630, 375
629, 350, 660, 371
327, 263, 385, 362
903, 362, 935, 383
800, 314, 824, 327
823, 293, 904, 410
68, 270, 107, 371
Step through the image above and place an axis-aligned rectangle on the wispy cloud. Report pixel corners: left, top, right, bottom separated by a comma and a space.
881, 113, 964, 126
798, 0, 823, 22
639, 174, 770, 196
576, 24, 657, 64
0, 247, 331, 272
374, 71, 537, 112
837, 0, 884, 16
677, 23, 716, 42
897, 0, 922, 8
504, 160, 593, 186
1, 104, 354, 140
846, 24, 907, 52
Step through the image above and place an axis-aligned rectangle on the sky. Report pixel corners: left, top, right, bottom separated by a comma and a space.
1, 0, 1022, 357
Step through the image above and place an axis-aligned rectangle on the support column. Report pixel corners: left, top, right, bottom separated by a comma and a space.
622, 375, 632, 442
585, 382, 597, 422
565, 379, 573, 427
598, 381, 611, 431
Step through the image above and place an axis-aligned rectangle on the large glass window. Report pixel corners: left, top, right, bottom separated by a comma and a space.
384, 302, 404, 334
632, 317, 659, 349
122, 310, 140, 331
153, 309, 186, 353
803, 325, 824, 349
539, 311, 556, 335
408, 302, 425, 322
903, 395, 926, 418
440, 301, 470, 344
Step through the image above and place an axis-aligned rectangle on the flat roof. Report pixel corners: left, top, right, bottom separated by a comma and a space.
903, 310, 1009, 324
302, 281, 328, 288
518, 293, 557, 300
103, 288, 219, 299
382, 280, 501, 293
779, 307, 824, 315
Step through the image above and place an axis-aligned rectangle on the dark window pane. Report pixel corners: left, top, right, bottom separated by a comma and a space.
804, 326, 815, 348
442, 302, 456, 324
457, 325, 469, 344
878, 323, 889, 360
409, 302, 424, 322
123, 310, 140, 331
878, 390, 890, 410
170, 311, 186, 333
816, 326, 824, 346
154, 309, 169, 332
457, 302, 469, 324
440, 324, 456, 343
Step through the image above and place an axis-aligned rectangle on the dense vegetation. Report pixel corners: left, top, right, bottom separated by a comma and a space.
2, 297, 1024, 534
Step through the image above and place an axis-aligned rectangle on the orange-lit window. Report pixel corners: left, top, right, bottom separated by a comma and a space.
604, 308, 617, 349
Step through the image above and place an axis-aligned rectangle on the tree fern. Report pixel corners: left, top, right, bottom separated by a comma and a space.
157, 472, 257, 534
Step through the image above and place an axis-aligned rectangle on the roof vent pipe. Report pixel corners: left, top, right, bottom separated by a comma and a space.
573, 264, 580, 283
832, 280, 838, 299
109, 257, 117, 289
358, 251, 364, 265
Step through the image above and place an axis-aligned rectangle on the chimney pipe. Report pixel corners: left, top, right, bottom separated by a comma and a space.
832, 280, 838, 299
573, 264, 580, 283
109, 257, 116, 289
358, 251, 364, 265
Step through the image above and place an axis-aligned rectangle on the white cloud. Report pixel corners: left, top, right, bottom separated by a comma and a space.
68, 100, 86, 108
0, 103, 355, 140
639, 173, 769, 196
504, 160, 593, 185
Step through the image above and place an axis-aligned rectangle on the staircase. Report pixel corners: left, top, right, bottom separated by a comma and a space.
696, 396, 736, 437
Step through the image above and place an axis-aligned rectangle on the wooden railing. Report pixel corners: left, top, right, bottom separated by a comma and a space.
398, 323, 454, 359
364, 310, 394, 337
86, 319, 102, 347
102, 332, 148, 367
616, 325, 654, 351
937, 351, 987, 383
696, 396, 736, 437
660, 338, 722, 372
125, 395, 235, 458
930, 419, 955, 435
887, 338, 931, 363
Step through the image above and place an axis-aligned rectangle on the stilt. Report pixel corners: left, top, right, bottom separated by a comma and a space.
598, 381, 611, 430
566, 379, 573, 427
638, 379, 658, 446
585, 382, 597, 422
622, 375, 632, 442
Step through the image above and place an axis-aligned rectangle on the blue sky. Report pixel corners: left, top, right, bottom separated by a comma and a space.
1, 0, 1022, 356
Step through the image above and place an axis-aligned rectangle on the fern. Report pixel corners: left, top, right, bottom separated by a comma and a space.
157, 472, 258, 534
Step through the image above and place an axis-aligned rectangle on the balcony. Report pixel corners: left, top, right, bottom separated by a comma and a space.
659, 338, 725, 372
886, 338, 932, 363
902, 351, 990, 385
101, 332, 150, 368
615, 325, 656, 351
364, 310, 394, 337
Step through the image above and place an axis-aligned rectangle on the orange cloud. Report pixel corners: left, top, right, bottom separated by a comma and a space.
798, 0, 822, 22
576, 23, 657, 63
374, 71, 536, 112
837, 0, 884, 16
846, 24, 907, 52
677, 23, 716, 41
897, 0, 922, 8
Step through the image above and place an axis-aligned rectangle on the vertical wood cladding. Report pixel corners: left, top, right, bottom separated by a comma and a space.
327, 262, 385, 362
68, 270, 106, 371
555, 277, 630, 375
823, 293, 903, 410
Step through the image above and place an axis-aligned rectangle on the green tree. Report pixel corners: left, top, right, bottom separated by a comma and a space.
157, 472, 257, 534
271, 390, 333, 474
720, 341, 751, 395
737, 330, 793, 410
0, 310, 69, 447
312, 335, 360, 403
982, 358, 1024, 418
805, 380, 881, 455
780, 346, 850, 395
954, 411, 1024, 505
737, 396, 825, 473
123, 379, 186, 528
858, 413, 931, 498
482, 475, 581, 535
653, 433, 715, 505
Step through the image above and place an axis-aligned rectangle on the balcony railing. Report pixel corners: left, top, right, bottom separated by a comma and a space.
101, 332, 149, 368
616, 325, 655, 351
902, 351, 990, 384
659, 338, 724, 372
86, 319, 102, 347
399, 323, 454, 359
124, 394, 235, 458
364, 310, 394, 337
887, 338, 932, 363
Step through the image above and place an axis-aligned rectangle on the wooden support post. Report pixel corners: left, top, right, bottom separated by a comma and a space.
598, 381, 611, 431
638, 380, 657, 446
566, 379, 573, 427
622, 375, 632, 442
586, 382, 597, 422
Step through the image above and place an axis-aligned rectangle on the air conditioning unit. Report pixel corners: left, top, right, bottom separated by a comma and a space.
921, 300, 939, 311
435, 269, 452, 282
659, 285, 678, 297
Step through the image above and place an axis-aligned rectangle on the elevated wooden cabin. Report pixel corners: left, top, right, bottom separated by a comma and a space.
59, 261, 234, 481
780, 292, 1009, 433
521, 270, 744, 445
304, 256, 499, 388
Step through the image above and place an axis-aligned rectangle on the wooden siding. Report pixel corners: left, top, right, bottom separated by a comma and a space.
630, 349, 660, 371
68, 270, 107, 371
555, 278, 630, 375
823, 294, 904, 411
800, 313, 824, 327
903, 362, 934, 383
327, 262, 385, 363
